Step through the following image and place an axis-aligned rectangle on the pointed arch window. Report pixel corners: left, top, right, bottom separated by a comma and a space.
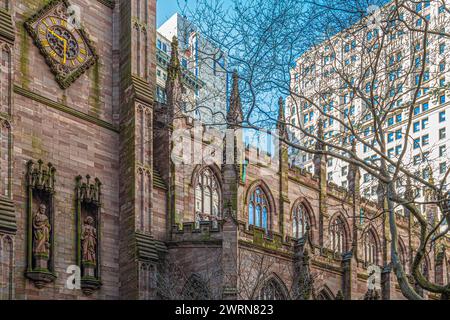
292, 203, 310, 239
257, 278, 287, 300
317, 289, 333, 300
248, 186, 269, 230
363, 230, 378, 265
330, 217, 346, 253
195, 167, 221, 228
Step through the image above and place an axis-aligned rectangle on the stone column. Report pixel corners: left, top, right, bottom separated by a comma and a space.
220, 71, 243, 299
277, 97, 289, 238
118, 0, 157, 299
381, 265, 397, 300
342, 251, 357, 300
313, 119, 328, 246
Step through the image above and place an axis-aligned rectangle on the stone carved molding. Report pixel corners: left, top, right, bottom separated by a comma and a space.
75, 175, 102, 295
24, 160, 57, 288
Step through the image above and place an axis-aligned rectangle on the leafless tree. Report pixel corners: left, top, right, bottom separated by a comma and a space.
170, 0, 450, 300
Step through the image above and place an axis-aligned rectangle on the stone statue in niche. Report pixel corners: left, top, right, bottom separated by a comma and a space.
33, 203, 51, 269
81, 216, 97, 277
82, 216, 97, 264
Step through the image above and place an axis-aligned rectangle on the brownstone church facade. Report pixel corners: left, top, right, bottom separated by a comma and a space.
0, 0, 447, 300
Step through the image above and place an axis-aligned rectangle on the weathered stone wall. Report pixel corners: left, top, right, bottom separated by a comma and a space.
9, 0, 120, 299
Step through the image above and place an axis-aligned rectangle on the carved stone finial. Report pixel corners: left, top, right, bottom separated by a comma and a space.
335, 290, 344, 300
364, 288, 380, 300
167, 36, 182, 82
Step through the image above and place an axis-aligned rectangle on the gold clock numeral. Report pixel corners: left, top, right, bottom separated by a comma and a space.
39, 28, 46, 35
77, 56, 85, 63
61, 20, 67, 28
50, 17, 58, 25
50, 51, 57, 59
79, 48, 86, 55
41, 39, 50, 47
71, 60, 76, 66
42, 20, 49, 27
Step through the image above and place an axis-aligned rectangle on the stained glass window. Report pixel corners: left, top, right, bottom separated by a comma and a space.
292, 203, 310, 239
257, 278, 287, 300
248, 187, 269, 230
364, 230, 378, 265
330, 217, 346, 253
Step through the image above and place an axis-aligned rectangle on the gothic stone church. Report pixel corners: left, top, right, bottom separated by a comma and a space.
0, 0, 447, 300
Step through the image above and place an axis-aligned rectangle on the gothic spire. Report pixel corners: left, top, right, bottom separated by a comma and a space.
425, 165, 436, 201
167, 36, 182, 83
313, 117, 326, 178
405, 175, 414, 202
227, 71, 243, 126
277, 97, 287, 139
315, 117, 325, 151
166, 36, 183, 111
347, 139, 360, 194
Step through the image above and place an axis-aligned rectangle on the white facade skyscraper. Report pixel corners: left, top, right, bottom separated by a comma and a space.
286, 0, 450, 217
156, 13, 229, 126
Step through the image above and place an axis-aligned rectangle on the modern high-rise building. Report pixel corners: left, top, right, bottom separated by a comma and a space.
156, 13, 228, 126
287, 0, 450, 215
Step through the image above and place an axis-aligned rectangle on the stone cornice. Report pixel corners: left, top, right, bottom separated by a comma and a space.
238, 239, 294, 260
14, 85, 119, 133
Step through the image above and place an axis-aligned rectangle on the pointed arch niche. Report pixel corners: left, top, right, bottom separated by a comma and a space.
193, 166, 222, 228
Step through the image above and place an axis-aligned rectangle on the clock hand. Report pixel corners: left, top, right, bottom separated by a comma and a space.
48, 29, 67, 64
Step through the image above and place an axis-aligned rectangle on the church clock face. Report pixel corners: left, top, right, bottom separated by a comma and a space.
25, 0, 98, 89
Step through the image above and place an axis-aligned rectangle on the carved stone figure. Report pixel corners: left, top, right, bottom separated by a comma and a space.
81, 216, 97, 265
33, 204, 51, 258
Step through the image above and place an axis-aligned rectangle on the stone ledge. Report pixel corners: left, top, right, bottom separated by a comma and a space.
135, 232, 167, 262
14, 85, 119, 133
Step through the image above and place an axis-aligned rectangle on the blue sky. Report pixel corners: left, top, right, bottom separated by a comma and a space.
157, 0, 234, 27
157, 0, 193, 27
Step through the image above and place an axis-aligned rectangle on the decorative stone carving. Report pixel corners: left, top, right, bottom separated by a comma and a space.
25, 160, 57, 288
75, 175, 102, 295
364, 288, 380, 300
32, 204, 51, 269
